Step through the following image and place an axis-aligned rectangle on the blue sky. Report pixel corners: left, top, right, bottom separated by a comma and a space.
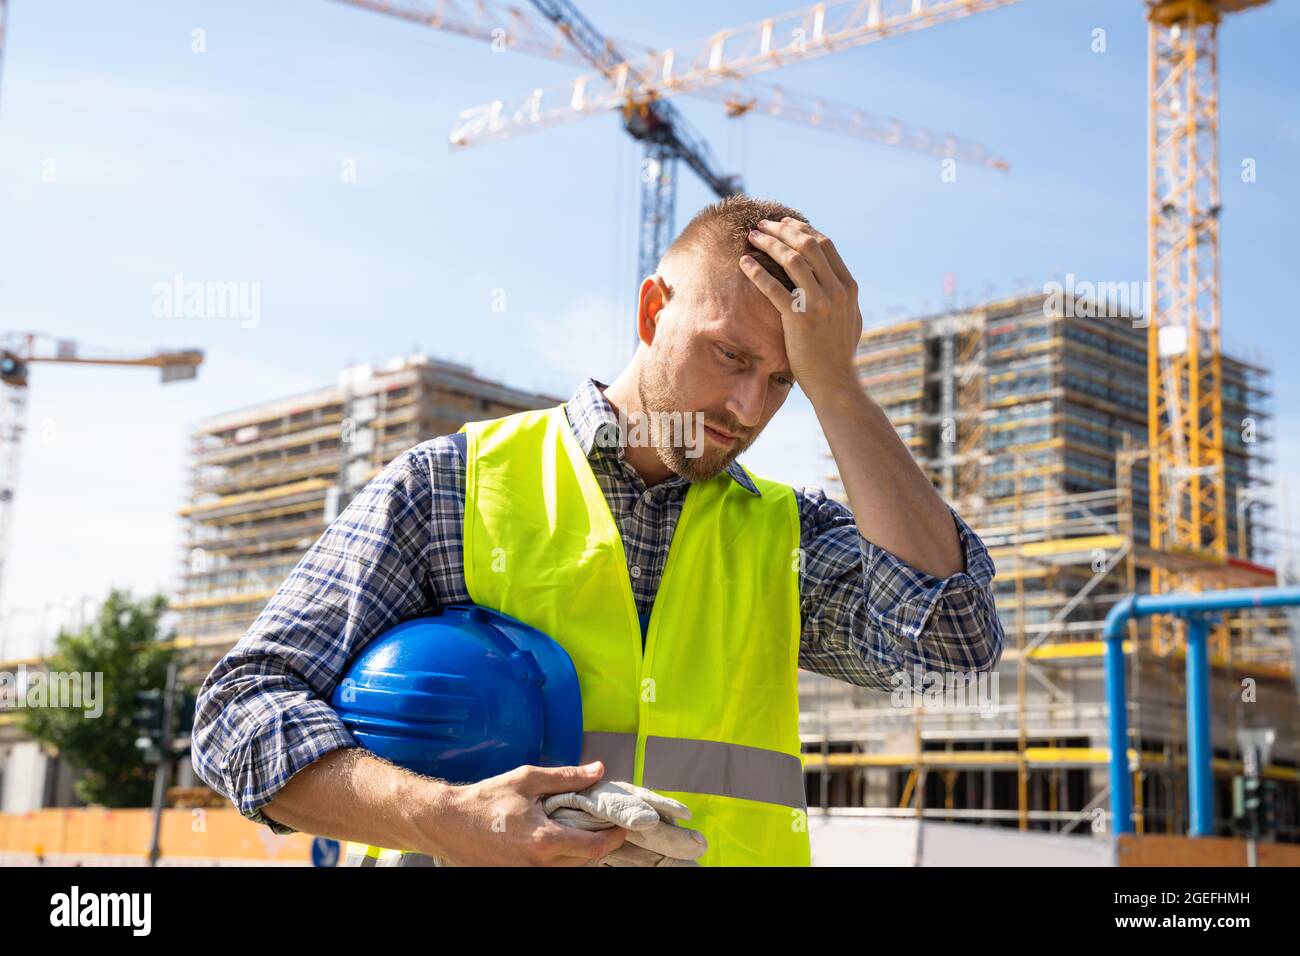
0, 0, 1296, 654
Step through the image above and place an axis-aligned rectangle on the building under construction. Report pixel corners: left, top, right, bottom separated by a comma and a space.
173, 355, 560, 652
804, 290, 1296, 841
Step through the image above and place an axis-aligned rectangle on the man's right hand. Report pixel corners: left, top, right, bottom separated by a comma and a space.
422, 761, 629, 866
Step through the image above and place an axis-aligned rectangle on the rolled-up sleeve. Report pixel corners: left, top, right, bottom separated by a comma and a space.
190, 445, 440, 833
796, 486, 1003, 690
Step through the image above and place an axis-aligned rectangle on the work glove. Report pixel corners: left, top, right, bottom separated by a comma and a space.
542, 779, 708, 866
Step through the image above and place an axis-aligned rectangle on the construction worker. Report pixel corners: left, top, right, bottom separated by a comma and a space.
191, 196, 1004, 866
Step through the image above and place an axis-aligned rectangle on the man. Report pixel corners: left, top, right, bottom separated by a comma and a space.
191, 196, 1003, 866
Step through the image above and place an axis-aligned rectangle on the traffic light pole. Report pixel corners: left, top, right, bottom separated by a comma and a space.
1243, 743, 1259, 869
1236, 728, 1277, 867
147, 659, 178, 868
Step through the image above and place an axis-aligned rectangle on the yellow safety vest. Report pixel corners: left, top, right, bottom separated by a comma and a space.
347, 403, 809, 866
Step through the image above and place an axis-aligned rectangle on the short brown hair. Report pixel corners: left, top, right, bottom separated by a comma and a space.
662, 195, 809, 293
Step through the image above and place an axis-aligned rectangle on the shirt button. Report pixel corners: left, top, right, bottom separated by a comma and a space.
630, 565, 642, 579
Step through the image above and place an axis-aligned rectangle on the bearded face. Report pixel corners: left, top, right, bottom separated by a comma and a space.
636, 334, 763, 482
624, 247, 794, 483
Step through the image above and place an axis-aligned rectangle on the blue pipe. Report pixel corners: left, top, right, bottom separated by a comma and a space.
1101, 585, 1300, 836
1104, 593, 1135, 836
1185, 617, 1212, 836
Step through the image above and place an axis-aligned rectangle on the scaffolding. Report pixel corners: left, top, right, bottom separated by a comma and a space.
174, 355, 560, 654
811, 291, 1296, 840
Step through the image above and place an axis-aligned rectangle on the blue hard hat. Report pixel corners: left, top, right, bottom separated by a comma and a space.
330, 604, 583, 783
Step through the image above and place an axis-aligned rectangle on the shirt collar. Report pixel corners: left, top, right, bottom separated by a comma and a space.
563, 378, 761, 497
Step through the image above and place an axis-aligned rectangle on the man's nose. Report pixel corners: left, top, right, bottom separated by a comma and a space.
725, 378, 766, 430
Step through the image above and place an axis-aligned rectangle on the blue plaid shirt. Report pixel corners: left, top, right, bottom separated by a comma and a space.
192, 378, 1002, 833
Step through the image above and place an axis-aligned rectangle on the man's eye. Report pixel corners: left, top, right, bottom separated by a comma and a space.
720, 348, 740, 361
775, 375, 794, 387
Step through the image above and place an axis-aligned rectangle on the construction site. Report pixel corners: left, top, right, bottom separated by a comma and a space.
0, 0, 1297, 874
801, 290, 1296, 852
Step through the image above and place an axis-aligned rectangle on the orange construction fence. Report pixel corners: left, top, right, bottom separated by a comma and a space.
0, 807, 316, 865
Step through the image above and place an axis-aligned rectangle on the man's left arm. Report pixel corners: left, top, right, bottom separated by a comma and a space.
796, 485, 1003, 690
743, 216, 1002, 685
745, 215, 965, 577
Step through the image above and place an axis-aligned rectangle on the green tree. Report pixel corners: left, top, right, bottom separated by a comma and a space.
19, 590, 175, 807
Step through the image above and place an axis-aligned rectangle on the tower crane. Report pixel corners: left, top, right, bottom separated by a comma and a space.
521, 0, 742, 290
0, 333, 203, 607
333, 0, 1013, 332
454, 0, 1020, 297
451, 0, 1023, 147
1145, 0, 1271, 609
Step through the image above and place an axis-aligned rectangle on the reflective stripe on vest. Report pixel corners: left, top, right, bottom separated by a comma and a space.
579, 731, 638, 783
355, 403, 809, 866
584, 732, 805, 809
344, 842, 443, 867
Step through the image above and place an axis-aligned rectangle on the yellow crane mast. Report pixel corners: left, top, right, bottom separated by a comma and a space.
1145, 0, 1270, 634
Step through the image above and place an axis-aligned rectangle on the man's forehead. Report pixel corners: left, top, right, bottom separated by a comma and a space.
689, 266, 791, 371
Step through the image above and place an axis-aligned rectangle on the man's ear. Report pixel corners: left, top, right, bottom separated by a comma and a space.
637, 275, 669, 345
